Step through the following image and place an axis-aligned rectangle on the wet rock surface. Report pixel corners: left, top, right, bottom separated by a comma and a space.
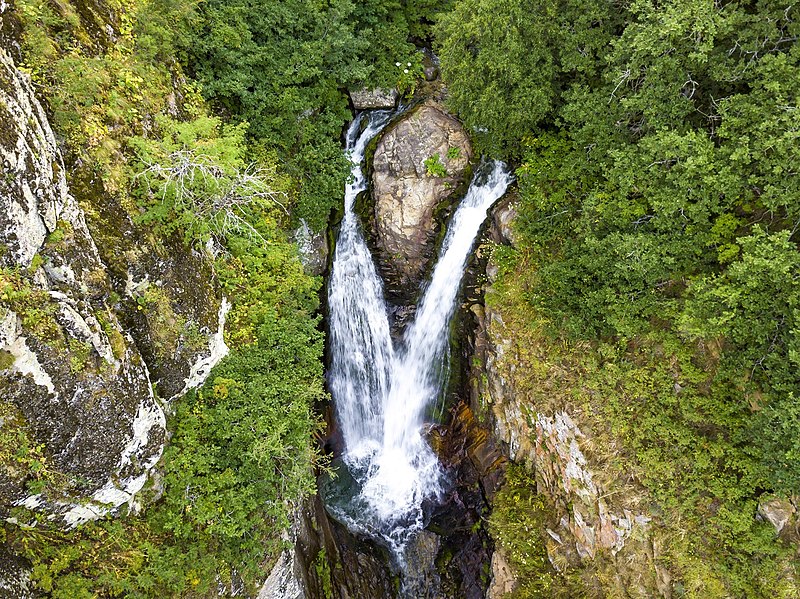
428, 401, 508, 599
282, 495, 399, 599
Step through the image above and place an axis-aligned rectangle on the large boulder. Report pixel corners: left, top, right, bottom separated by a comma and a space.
371, 103, 472, 292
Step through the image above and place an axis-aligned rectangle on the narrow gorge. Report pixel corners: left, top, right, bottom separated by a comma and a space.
323, 107, 511, 577
2, 1, 800, 598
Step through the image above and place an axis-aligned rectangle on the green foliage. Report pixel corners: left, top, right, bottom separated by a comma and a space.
394, 54, 426, 97
436, 0, 618, 156
181, 0, 446, 229
7, 227, 325, 596
182, 0, 380, 228
130, 114, 293, 247
0, 401, 62, 494
424, 153, 447, 177
489, 466, 566, 598
314, 547, 333, 599
405, 0, 455, 39
444, 0, 800, 594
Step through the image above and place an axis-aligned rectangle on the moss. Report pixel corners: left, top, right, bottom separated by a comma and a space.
314, 547, 334, 599
0, 268, 64, 349
0, 350, 14, 371
135, 284, 183, 360
482, 241, 800, 598
44, 219, 74, 248
489, 465, 572, 599
67, 338, 93, 373
26, 253, 44, 273
95, 309, 126, 360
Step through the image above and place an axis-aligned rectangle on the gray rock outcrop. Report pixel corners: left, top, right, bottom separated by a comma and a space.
371, 103, 472, 291
294, 219, 329, 277
349, 87, 399, 110
758, 496, 796, 535
0, 45, 167, 524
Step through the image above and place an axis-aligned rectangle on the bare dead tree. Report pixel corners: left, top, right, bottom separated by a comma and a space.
135, 150, 290, 248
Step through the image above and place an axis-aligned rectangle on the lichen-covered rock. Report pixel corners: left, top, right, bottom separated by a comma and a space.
259, 542, 305, 599
121, 249, 226, 401
0, 49, 68, 269
294, 219, 329, 276
371, 103, 472, 290
0, 545, 33, 599
349, 87, 399, 110
0, 45, 166, 524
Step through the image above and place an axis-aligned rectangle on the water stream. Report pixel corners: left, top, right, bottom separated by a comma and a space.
324, 110, 512, 561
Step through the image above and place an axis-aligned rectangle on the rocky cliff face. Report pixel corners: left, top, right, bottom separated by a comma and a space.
469, 207, 674, 597
0, 43, 166, 523
371, 102, 472, 297
0, 26, 222, 526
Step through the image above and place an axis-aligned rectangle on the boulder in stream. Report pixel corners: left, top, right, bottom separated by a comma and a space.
371, 103, 473, 293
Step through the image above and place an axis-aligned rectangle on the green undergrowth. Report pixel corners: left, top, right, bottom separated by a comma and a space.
489, 465, 576, 598
0, 268, 62, 348
4, 1, 327, 595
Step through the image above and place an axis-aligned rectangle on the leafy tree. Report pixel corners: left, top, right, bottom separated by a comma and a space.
182, 0, 437, 229
440, 0, 800, 594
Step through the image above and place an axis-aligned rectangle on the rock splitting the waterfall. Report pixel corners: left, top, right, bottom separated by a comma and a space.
371, 103, 473, 291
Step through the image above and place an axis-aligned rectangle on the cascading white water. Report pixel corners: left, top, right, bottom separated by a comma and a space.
326, 110, 513, 557
328, 110, 396, 465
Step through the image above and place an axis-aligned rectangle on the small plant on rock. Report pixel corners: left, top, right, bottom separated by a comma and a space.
424, 153, 447, 177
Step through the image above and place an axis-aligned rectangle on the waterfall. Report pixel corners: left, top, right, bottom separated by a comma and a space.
325, 110, 513, 557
